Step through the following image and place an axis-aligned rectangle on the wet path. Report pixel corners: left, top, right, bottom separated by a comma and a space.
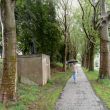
56, 66, 107, 110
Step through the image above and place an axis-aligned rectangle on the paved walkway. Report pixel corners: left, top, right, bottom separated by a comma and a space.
56, 65, 107, 110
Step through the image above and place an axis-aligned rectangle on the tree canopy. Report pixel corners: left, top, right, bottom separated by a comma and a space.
16, 0, 62, 61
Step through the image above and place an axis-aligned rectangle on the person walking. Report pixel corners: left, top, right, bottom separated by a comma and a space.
72, 61, 78, 83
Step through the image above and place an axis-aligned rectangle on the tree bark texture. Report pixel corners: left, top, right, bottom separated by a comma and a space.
63, 6, 68, 72
0, 0, 17, 102
88, 41, 94, 71
63, 33, 67, 72
99, 28, 110, 78
99, 0, 110, 79
81, 40, 94, 71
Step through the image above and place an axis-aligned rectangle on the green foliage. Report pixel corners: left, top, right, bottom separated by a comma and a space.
36, 70, 72, 110
84, 69, 110, 110
47, 79, 54, 85
0, 68, 72, 110
77, 0, 100, 59
55, 62, 63, 67
16, 0, 61, 61
0, 103, 5, 110
71, 8, 86, 60
17, 84, 39, 104
0, 84, 39, 110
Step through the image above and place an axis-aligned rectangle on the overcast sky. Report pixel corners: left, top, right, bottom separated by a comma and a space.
72, 0, 79, 8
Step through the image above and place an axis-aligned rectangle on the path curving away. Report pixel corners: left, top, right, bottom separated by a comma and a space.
56, 65, 107, 110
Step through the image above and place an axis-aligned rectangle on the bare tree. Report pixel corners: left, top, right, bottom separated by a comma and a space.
0, 0, 17, 102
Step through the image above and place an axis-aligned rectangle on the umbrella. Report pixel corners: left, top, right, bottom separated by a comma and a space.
67, 60, 78, 64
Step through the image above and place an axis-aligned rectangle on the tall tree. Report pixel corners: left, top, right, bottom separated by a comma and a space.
16, 0, 61, 62
78, 0, 101, 71
0, 0, 17, 102
0, 23, 2, 58
56, 0, 75, 71
99, 0, 110, 78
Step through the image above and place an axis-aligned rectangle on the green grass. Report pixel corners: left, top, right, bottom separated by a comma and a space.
55, 62, 63, 67
0, 59, 71, 110
36, 71, 72, 110
0, 70, 71, 110
84, 69, 110, 110
0, 84, 39, 110
0, 58, 3, 63
51, 62, 63, 68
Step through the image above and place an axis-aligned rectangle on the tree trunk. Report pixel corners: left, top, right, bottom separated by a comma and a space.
82, 40, 90, 69
68, 44, 77, 61
81, 55, 85, 67
99, 0, 110, 79
0, 0, 17, 102
86, 50, 90, 69
81, 39, 94, 71
31, 37, 37, 54
63, 6, 68, 72
99, 34, 110, 78
63, 34, 67, 72
88, 42, 94, 71
82, 53, 89, 68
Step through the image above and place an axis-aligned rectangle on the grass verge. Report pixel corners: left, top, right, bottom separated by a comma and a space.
0, 84, 39, 110
36, 71, 72, 110
84, 69, 110, 110
0, 71, 72, 110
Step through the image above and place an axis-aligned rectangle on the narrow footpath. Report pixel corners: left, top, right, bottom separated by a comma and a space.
56, 65, 107, 110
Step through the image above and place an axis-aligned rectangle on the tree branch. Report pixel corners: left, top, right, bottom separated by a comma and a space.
77, 0, 96, 44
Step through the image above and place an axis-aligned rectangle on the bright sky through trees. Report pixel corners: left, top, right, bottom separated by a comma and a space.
72, 0, 79, 8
